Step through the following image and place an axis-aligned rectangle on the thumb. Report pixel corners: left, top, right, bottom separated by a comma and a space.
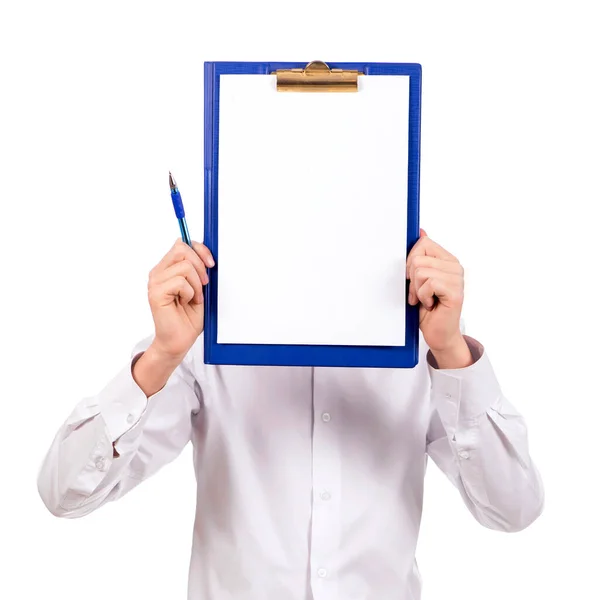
419, 228, 428, 238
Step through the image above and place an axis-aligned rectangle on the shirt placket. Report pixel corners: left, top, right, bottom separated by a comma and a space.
309, 368, 341, 600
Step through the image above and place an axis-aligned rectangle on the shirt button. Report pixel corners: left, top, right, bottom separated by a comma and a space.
321, 412, 331, 423
459, 450, 470, 460
445, 392, 452, 399
95, 457, 106, 471
317, 568, 327, 578
321, 491, 331, 501
126, 413, 135, 424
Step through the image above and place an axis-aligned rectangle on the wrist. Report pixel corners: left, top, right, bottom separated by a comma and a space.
429, 333, 473, 370
132, 344, 182, 397
145, 341, 187, 369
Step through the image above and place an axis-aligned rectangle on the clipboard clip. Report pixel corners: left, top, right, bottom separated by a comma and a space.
273, 61, 362, 93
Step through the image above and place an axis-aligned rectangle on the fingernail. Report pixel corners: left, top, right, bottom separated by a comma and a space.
207, 258, 215, 267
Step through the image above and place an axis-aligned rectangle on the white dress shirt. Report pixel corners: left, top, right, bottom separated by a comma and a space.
38, 333, 544, 600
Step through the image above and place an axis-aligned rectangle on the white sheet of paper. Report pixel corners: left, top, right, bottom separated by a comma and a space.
216, 74, 410, 346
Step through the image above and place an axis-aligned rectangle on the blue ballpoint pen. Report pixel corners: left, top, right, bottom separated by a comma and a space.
169, 171, 191, 245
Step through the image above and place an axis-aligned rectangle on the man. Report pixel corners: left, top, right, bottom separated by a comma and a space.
38, 230, 544, 600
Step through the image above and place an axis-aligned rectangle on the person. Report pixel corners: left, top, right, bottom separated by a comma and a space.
38, 230, 544, 600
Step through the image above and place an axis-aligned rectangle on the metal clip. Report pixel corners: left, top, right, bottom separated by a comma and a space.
273, 61, 362, 92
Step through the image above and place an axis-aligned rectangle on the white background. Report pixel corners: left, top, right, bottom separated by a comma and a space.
0, 1, 591, 599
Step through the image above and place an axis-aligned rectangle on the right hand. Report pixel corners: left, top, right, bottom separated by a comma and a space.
147, 238, 215, 362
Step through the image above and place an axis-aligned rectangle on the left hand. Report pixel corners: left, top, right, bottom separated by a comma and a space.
407, 230, 471, 366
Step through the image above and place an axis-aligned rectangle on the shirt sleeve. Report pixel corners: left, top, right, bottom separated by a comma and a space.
37, 335, 202, 518
426, 335, 544, 532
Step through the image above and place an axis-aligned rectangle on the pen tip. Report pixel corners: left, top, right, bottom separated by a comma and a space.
169, 171, 177, 190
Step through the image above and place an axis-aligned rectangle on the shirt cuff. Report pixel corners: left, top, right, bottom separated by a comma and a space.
96, 352, 149, 443
428, 336, 502, 430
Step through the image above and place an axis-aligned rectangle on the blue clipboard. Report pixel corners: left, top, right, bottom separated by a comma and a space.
204, 61, 421, 368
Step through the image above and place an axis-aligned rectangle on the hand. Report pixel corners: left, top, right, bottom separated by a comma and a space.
147, 238, 215, 362
407, 230, 472, 368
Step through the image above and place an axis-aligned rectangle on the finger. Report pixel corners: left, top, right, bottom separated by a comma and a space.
407, 256, 463, 305
416, 278, 437, 310
192, 241, 215, 268
168, 253, 208, 286
152, 239, 209, 285
406, 236, 457, 277
417, 275, 463, 310
407, 236, 457, 276
152, 253, 208, 287
153, 239, 205, 277
408, 256, 464, 277
420, 228, 428, 238
410, 268, 460, 306
150, 276, 198, 308
152, 261, 204, 296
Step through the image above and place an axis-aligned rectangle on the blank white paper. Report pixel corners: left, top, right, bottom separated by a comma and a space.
216, 74, 410, 346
